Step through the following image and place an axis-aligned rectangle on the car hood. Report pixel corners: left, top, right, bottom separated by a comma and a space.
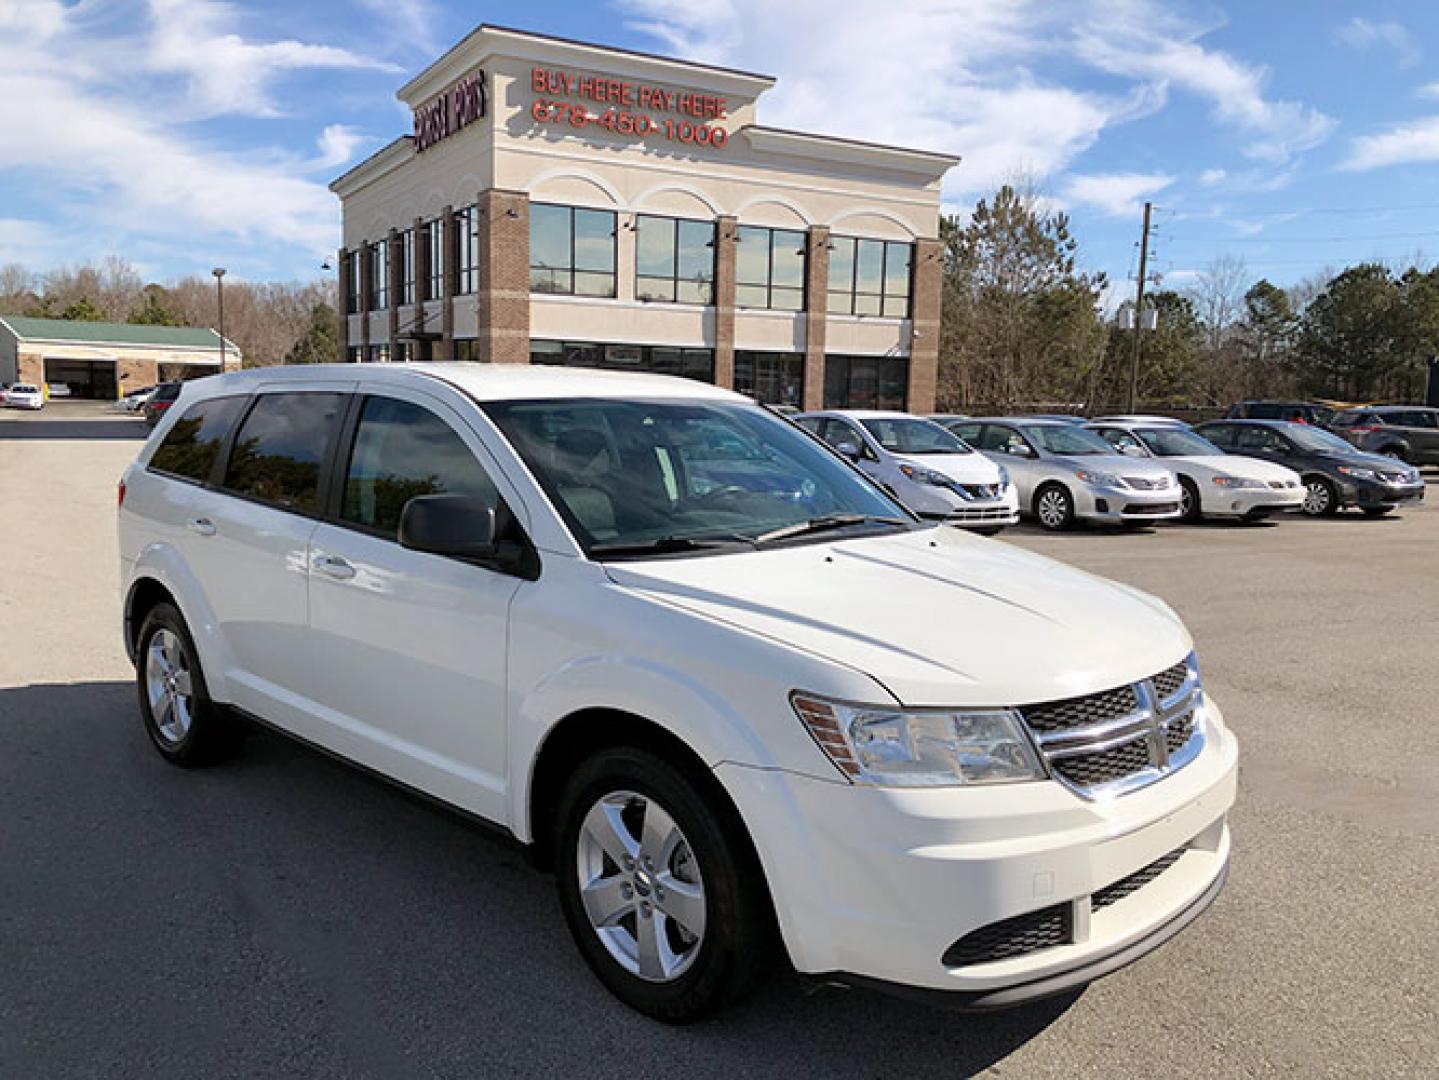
1043, 452, 1175, 479
893, 452, 1001, 485
604, 528, 1191, 707
1174, 454, 1298, 481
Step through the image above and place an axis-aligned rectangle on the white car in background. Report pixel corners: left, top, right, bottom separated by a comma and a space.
945, 418, 1183, 531
795, 409, 1019, 532
1086, 421, 1305, 522
4, 383, 45, 410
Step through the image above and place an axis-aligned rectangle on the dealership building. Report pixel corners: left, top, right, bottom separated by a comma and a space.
0, 316, 240, 399
330, 25, 957, 411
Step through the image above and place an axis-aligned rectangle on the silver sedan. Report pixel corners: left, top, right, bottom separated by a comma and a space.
940, 418, 1183, 530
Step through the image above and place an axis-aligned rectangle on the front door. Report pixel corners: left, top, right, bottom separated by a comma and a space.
303, 388, 525, 824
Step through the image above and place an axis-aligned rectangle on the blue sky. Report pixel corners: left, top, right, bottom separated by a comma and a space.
3, 1, 1439, 302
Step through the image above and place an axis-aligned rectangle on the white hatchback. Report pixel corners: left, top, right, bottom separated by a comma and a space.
118, 364, 1237, 1021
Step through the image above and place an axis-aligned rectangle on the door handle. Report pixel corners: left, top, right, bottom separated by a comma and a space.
311, 553, 356, 580
186, 517, 216, 537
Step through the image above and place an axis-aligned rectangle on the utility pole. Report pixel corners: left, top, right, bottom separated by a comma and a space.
1128, 201, 1153, 413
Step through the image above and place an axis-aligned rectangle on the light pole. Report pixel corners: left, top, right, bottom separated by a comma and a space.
212, 267, 227, 370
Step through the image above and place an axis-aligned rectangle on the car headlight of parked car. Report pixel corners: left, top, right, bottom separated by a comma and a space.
1211, 475, 1266, 489
996, 464, 1011, 489
791, 694, 1045, 786
898, 463, 954, 488
1337, 465, 1378, 480
1074, 469, 1126, 488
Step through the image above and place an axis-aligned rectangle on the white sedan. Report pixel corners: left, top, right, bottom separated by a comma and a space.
4, 383, 45, 410
1086, 421, 1304, 522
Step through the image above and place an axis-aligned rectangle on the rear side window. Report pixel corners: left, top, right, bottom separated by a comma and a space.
1200, 424, 1235, 449
341, 396, 498, 539
223, 392, 344, 513
149, 396, 245, 482
154, 383, 182, 402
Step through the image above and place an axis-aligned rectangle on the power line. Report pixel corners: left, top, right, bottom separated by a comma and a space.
1160, 229, 1439, 245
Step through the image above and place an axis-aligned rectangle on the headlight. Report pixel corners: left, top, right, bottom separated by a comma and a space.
791, 693, 1045, 787
898, 463, 953, 487
1337, 465, 1377, 480
996, 464, 1011, 488
1075, 469, 1125, 488
1211, 475, 1264, 489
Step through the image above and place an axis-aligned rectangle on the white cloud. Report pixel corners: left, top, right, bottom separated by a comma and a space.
356, 0, 445, 57
1334, 18, 1420, 68
309, 124, 369, 171
1198, 168, 1227, 187
1342, 116, 1439, 171
1418, 82, 1439, 101
0, 0, 377, 270
1063, 172, 1174, 218
146, 0, 400, 119
1072, 2, 1336, 162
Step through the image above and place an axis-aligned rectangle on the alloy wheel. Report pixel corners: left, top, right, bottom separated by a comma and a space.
576, 790, 707, 983
1037, 489, 1069, 529
1302, 479, 1331, 515
145, 629, 194, 744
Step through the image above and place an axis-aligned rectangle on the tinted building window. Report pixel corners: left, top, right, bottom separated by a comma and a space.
734, 351, 804, 407
149, 396, 245, 482
223, 393, 344, 513
422, 218, 442, 300
399, 229, 416, 305
454, 206, 478, 295
531, 204, 617, 298
735, 226, 805, 311
342, 396, 497, 539
828, 238, 912, 317
531, 340, 713, 382
344, 250, 361, 314
824, 355, 908, 410
636, 215, 715, 304
368, 240, 388, 310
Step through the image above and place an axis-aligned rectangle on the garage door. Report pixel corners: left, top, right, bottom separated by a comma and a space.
43, 359, 118, 400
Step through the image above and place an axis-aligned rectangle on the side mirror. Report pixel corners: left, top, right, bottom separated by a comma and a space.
399, 494, 501, 562
1121, 444, 1145, 457
834, 441, 863, 461
1009, 444, 1035, 459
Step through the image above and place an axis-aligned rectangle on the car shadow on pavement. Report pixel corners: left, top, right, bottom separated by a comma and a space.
0, 417, 147, 440
1, 679, 1075, 1078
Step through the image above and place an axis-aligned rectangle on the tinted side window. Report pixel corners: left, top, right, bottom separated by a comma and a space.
223, 393, 344, 513
1200, 425, 1235, 449
951, 423, 983, 444
149, 396, 245, 482
1236, 427, 1284, 452
341, 396, 498, 539
1247, 403, 1283, 419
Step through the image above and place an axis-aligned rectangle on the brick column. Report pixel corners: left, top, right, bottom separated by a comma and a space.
441, 205, 456, 360
802, 225, 830, 409
713, 215, 737, 389
336, 247, 352, 361
358, 243, 373, 358
412, 216, 428, 360
475, 189, 530, 364
387, 227, 402, 359
908, 237, 943, 413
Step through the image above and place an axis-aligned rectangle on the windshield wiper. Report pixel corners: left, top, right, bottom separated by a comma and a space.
755, 514, 909, 544
589, 532, 760, 560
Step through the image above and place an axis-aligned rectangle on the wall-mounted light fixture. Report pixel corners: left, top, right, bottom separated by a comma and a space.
505, 208, 520, 219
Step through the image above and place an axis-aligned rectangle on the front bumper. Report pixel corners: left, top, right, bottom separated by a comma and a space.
1348, 478, 1425, 508
912, 485, 1021, 529
717, 701, 1238, 1000
1074, 482, 1182, 523
1202, 485, 1305, 517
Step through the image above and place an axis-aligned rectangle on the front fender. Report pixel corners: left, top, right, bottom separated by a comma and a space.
127, 542, 236, 702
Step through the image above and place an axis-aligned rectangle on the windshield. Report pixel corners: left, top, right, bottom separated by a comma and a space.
1137, 428, 1224, 456
484, 398, 913, 557
1283, 423, 1356, 453
1021, 424, 1114, 456
12, 385, 38, 393
859, 416, 970, 455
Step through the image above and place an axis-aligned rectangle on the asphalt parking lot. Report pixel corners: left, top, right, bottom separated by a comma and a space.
2, 411, 1436, 1078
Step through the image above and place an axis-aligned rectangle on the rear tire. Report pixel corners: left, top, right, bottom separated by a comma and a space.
1033, 484, 1076, 531
135, 602, 243, 766
1301, 477, 1338, 517
1178, 477, 1203, 523
554, 746, 776, 1023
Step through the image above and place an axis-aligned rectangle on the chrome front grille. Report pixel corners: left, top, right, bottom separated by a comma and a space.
1123, 475, 1171, 490
1018, 654, 1205, 798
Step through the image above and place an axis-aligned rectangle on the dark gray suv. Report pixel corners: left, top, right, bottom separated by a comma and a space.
1330, 406, 1439, 466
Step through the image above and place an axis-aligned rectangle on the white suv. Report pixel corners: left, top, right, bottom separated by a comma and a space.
118, 364, 1237, 1021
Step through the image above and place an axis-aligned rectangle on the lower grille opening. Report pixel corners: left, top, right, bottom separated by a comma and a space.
943, 903, 1072, 967
1092, 845, 1188, 911
1123, 501, 1180, 515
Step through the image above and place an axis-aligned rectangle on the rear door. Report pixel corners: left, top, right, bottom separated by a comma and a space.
301, 387, 528, 823
199, 384, 352, 722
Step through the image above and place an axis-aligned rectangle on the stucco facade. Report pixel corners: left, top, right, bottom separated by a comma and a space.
330, 25, 957, 411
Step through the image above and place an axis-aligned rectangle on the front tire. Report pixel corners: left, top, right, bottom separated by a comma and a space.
554, 746, 775, 1023
1301, 477, 1339, 517
1178, 476, 1203, 523
136, 602, 242, 766
1034, 483, 1076, 531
